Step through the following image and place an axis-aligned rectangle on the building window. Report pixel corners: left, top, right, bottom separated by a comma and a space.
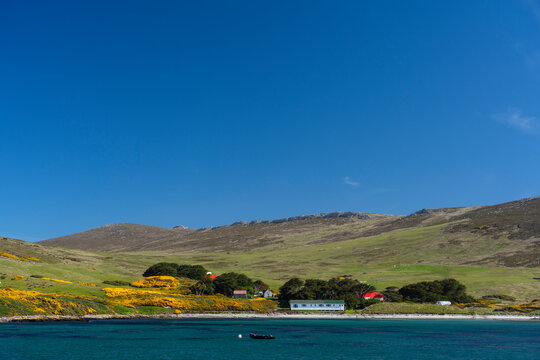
293, 304, 298, 308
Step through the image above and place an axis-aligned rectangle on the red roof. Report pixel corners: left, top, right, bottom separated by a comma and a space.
205, 275, 217, 279
362, 292, 384, 299
233, 290, 247, 295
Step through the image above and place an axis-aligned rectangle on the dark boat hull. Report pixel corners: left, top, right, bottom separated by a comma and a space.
249, 333, 275, 339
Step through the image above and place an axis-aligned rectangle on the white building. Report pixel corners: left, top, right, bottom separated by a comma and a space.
437, 301, 452, 306
289, 300, 345, 311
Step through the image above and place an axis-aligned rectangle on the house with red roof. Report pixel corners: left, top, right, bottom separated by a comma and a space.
361, 292, 385, 300
232, 290, 248, 298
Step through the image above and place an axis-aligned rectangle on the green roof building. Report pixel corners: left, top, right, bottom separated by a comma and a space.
289, 300, 345, 311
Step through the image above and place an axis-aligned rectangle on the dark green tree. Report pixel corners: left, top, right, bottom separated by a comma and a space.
381, 287, 403, 302
343, 293, 360, 309
142, 263, 178, 277
213, 272, 253, 297
438, 278, 472, 302
303, 279, 328, 299
278, 278, 304, 307
190, 277, 215, 295
176, 264, 208, 280
327, 277, 374, 299
399, 279, 474, 303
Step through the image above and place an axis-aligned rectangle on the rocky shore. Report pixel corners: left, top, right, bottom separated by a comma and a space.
1, 312, 538, 323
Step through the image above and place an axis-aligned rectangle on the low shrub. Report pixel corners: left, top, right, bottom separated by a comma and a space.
103, 280, 131, 286
482, 294, 516, 301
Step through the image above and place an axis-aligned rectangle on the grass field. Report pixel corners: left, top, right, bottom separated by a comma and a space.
19, 197, 539, 305
2, 229, 539, 302
3, 200, 540, 304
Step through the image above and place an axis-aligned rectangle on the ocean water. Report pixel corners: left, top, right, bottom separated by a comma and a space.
0, 318, 538, 360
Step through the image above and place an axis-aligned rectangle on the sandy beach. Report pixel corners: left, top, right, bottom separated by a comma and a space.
1, 312, 538, 323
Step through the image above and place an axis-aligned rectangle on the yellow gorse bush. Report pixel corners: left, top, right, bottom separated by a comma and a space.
36, 278, 96, 286
41, 278, 73, 284
0, 252, 20, 260
102, 287, 277, 312
0, 288, 103, 316
0, 281, 277, 315
0, 252, 40, 262
103, 287, 191, 298
130, 276, 180, 288
11, 275, 24, 280
23, 256, 41, 262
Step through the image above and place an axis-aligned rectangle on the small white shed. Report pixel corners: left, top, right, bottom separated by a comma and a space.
437, 301, 452, 306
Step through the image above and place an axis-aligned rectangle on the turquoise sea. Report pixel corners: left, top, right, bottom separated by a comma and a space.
0, 319, 538, 359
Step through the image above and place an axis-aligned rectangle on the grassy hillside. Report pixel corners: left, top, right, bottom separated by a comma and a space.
0, 237, 278, 316
4, 197, 539, 303
39, 212, 394, 252
3, 230, 540, 302
38, 198, 540, 265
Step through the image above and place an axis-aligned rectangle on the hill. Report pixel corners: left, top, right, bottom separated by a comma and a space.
41, 223, 195, 252
40, 212, 395, 252
27, 197, 540, 300
39, 199, 540, 267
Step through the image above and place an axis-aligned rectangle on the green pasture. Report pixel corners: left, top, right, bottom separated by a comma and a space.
1, 223, 539, 301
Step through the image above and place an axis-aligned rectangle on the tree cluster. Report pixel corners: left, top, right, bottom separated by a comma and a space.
381, 286, 403, 302
278, 277, 375, 309
398, 278, 474, 303
190, 272, 256, 297
142, 262, 208, 280
214, 272, 253, 296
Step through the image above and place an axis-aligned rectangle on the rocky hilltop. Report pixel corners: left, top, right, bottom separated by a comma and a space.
208, 211, 372, 228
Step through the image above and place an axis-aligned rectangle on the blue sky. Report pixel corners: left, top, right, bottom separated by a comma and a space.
1, 1, 540, 241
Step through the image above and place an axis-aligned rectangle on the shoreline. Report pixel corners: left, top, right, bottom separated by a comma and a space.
1, 312, 538, 323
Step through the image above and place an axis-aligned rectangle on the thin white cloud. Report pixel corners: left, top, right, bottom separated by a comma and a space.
494, 108, 537, 133
343, 176, 360, 187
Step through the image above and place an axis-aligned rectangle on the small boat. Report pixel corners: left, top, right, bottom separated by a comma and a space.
249, 333, 275, 340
